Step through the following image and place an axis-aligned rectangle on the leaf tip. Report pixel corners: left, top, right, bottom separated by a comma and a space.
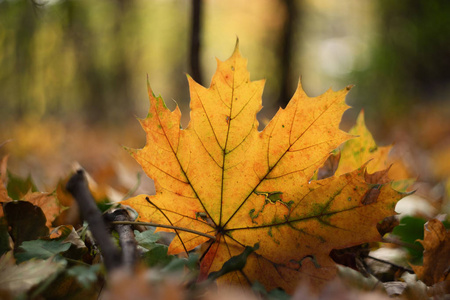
146, 75, 153, 95
234, 37, 240, 54
345, 84, 355, 91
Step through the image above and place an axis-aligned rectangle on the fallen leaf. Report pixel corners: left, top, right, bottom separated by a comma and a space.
335, 111, 413, 193
0, 252, 65, 297
4, 200, 49, 250
23, 192, 64, 228
335, 110, 391, 176
49, 225, 88, 260
66, 264, 101, 289
392, 216, 426, 263
15, 239, 71, 263
411, 219, 450, 286
6, 172, 37, 200
121, 42, 404, 292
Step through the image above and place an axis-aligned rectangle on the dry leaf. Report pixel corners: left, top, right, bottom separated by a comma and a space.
412, 219, 450, 286
23, 192, 64, 228
121, 42, 404, 292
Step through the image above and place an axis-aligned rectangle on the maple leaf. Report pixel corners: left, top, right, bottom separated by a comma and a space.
23, 192, 63, 229
412, 219, 450, 286
121, 42, 404, 292
335, 110, 391, 177
334, 111, 413, 192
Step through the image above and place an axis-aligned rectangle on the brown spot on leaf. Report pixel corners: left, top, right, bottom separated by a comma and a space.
361, 185, 381, 205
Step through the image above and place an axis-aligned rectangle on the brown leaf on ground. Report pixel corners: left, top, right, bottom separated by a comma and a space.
412, 219, 450, 285
23, 192, 64, 229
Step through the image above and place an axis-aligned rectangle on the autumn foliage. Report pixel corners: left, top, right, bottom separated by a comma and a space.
1, 41, 449, 299
121, 42, 405, 292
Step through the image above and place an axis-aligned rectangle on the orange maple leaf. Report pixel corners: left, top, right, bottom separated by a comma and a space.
121, 42, 404, 292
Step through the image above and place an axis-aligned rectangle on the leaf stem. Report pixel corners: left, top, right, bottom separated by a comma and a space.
110, 220, 216, 240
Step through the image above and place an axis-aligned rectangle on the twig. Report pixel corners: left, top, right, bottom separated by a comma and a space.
66, 169, 122, 272
111, 220, 216, 240
104, 209, 138, 270
366, 255, 414, 274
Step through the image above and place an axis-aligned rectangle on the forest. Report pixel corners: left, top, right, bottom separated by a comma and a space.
0, 0, 449, 299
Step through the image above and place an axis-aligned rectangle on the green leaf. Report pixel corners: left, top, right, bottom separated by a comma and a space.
7, 171, 37, 200
16, 239, 71, 263
134, 229, 160, 250
142, 244, 173, 267
53, 225, 88, 260
392, 216, 426, 263
0, 252, 65, 297
252, 281, 291, 300
67, 265, 101, 289
161, 253, 199, 273
4, 200, 49, 250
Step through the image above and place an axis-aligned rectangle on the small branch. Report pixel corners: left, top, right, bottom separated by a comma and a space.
66, 170, 122, 272
104, 209, 138, 271
111, 220, 216, 241
366, 255, 414, 274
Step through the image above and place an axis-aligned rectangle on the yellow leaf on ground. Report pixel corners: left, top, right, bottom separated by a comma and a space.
335, 111, 413, 192
121, 42, 404, 293
335, 111, 391, 177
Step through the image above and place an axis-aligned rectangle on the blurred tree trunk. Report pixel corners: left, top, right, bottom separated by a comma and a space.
63, 0, 135, 124
110, 0, 135, 123
277, 0, 300, 108
353, 0, 450, 130
190, 0, 203, 85
13, 0, 36, 119
64, 0, 105, 123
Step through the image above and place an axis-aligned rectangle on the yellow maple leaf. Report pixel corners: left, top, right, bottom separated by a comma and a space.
335, 111, 413, 191
335, 110, 391, 177
121, 42, 404, 292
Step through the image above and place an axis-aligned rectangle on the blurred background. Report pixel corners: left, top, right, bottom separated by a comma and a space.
1, 0, 450, 199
